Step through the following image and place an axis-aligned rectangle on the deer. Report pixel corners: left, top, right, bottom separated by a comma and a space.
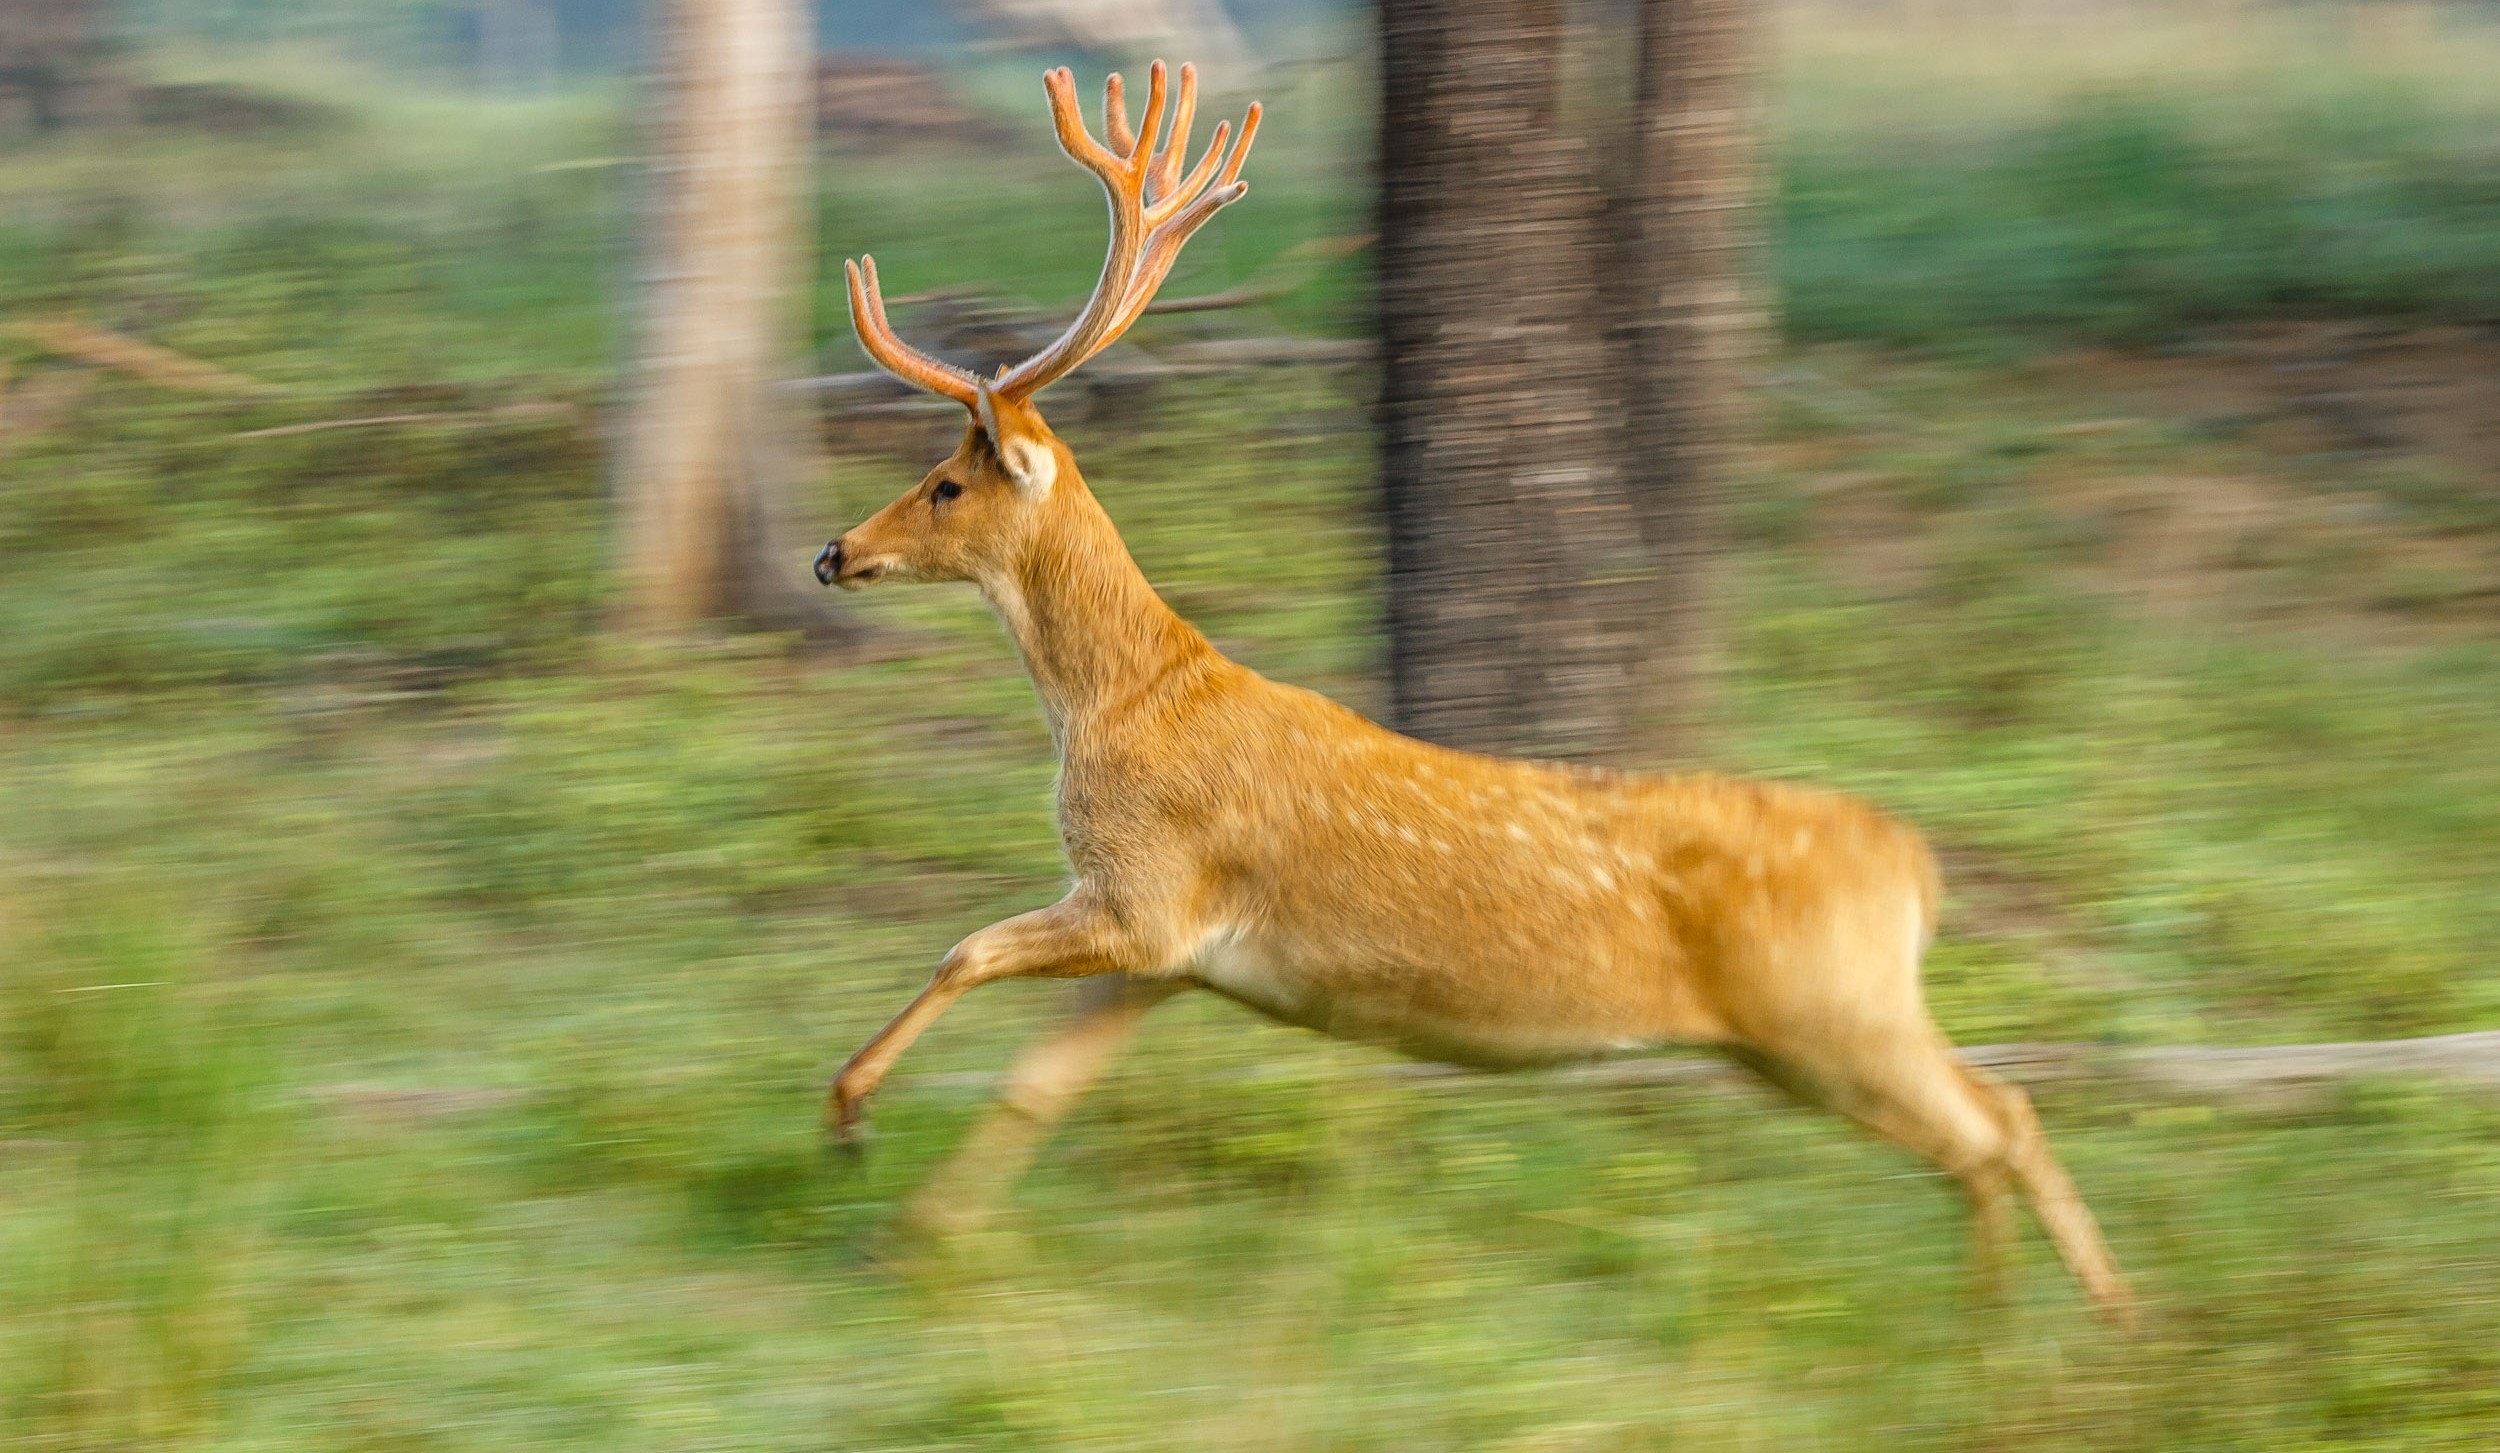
814, 60, 2137, 1327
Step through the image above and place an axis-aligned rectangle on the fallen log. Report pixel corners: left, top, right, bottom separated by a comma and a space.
229, 401, 574, 440
261, 1033, 2500, 1135
1143, 233, 1374, 316
1390, 1032, 2500, 1109
788, 337, 1375, 402
1145, 337, 1377, 369
783, 371, 916, 403
904, 1030, 2500, 1111
2107, 1031, 2500, 1106
12, 318, 279, 398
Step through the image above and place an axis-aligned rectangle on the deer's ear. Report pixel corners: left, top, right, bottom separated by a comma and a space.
976, 386, 1057, 495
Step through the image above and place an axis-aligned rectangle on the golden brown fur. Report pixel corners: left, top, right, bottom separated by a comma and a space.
821, 401, 2133, 1324
818, 62, 2133, 1326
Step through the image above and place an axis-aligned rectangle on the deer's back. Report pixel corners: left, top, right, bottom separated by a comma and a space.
1061, 670, 1941, 1067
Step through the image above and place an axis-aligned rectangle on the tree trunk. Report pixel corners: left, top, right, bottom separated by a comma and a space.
1376, 0, 1766, 764
1376, 0, 1658, 762
0, 0, 123, 133
616, 0, 861, 641
1615, 0, 1768, 759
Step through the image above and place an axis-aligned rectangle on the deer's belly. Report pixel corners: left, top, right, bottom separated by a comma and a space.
1185, 931, 1656, 1070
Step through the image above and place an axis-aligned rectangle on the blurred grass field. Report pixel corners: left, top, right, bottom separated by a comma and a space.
6, 4, 2500, 1448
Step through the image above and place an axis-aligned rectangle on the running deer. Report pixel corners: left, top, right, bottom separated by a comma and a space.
815, 62, 2136, 1325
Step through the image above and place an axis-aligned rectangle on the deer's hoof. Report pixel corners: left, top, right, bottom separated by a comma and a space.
824, 1086, 871, 1159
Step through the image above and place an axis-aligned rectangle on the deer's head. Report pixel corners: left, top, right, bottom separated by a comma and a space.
817, 63, 1259, 592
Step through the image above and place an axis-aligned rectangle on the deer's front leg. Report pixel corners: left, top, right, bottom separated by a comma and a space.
828, 894, 1138, 1145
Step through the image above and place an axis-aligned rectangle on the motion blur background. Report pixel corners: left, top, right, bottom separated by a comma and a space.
5, 1, 2500, 1447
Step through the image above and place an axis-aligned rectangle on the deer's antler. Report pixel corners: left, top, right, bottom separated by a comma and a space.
996, 62, 1259, 402
844, 255, 985, 407
841, 63, 1260, 409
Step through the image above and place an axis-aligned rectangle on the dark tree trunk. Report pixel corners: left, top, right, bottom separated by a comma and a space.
1376, 0, 1657, 762
1615, 0, 1768, 758
616, 0, 863, 643
1376, 0, 1766, 764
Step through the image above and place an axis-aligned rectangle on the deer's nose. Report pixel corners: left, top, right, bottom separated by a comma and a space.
813, 540, 843, 586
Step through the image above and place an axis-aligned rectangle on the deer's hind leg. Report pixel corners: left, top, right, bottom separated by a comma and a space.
1734, 1024, 2134, 1327
1957, 1060, 2136, 1326
900, 974, 1182, 1237
1729, 1033, 2019, 1299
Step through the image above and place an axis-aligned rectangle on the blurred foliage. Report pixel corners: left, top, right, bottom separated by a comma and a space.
119, 0, 640, 73
4, 5, 2500, 1449
1785, 89, 2500, 346
1780, 4, 2500, 347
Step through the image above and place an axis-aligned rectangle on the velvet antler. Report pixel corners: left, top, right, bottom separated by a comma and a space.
841, 62, 1260, 407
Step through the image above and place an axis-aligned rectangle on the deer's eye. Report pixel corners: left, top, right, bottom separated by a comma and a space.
932, 479, 963, 503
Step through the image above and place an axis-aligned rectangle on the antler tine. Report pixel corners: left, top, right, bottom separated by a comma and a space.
1218, 99, 1261, 187
1044, 66, 1121, 177
1102, 72, 1133, 157
1130, 61, 1170, 165
845, 256, 982, 406
1144, 62, 1200, 204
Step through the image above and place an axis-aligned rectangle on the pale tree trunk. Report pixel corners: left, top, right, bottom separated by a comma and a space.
1377, 0, 1766, 764
617, 0, 861, 641
1376, 0, 1657, 762
0, 0, 123, 132
1616, 0, 1769, 759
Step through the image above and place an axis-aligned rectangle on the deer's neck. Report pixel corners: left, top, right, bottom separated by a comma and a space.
984, 486, 1210, 746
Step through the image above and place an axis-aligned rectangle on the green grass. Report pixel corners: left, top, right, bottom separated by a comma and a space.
7, 9, 2500, 1448
1779, 3, 2500, 347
